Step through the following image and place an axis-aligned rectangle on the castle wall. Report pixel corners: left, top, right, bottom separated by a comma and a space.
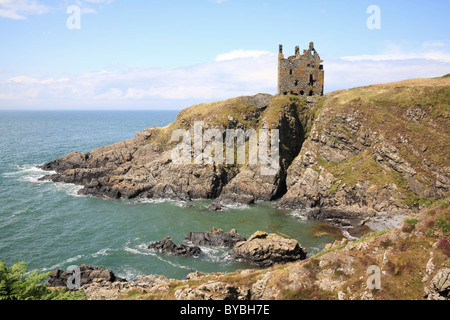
278, 43, 324, 97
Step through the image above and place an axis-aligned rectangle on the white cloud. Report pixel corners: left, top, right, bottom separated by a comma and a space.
0, 0, 114, 19
324, 58, 450, 92
0, 0, 49, 19
215, 50, 275, 62
340, 52, 450, 63
0, 50, 277, 108
422, 40, 450, 48
330, 45, 450, 91
1, 48, 449, 109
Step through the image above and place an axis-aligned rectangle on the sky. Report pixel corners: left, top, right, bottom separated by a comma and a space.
0, 0, 449, 110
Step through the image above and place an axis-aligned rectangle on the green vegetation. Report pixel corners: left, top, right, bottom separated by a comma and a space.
436, 217, 450, 234
0, 260, 86, 300
402, 218, 420, 233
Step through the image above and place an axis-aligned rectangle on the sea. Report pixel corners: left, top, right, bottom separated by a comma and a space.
0, 110, 338, 281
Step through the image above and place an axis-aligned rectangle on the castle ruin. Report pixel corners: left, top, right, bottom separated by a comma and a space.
277, 42, 324, 97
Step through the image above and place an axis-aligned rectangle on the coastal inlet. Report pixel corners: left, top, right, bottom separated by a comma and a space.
0, 110, 341, 281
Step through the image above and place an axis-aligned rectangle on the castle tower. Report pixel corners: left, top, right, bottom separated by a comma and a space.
277, 42, 324, 97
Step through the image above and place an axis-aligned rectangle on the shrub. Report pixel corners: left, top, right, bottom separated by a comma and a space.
436, 218, 450, 234
381, 239, 393, 249
0, 260, 86, 300
402, 218, 420, 233
437, 239, 450, 257
425, 220, 435, 228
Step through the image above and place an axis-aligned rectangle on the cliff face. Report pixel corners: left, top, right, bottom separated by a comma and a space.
40, 93, 322, 206
279, 77, 450, 221
40, 77, 450, 221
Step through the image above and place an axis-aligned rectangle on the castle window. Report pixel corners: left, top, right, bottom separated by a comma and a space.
300, 90, 304, 96
289, 69, 293, 75
309, 74, 314, 86
294, 80, 298, 86
309, 90, 313, 96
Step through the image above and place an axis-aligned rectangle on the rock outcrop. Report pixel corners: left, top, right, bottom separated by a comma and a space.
278, 78, 450, 222
38, 93, 319, 208
148, 237, 202, 257
185, 227, 246, 248
39, 77, 450, 226
229, 231, 307, 267
425, 267, 450, 300
47, 265, 126, 288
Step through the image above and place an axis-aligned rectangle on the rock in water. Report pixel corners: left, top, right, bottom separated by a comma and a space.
229, 231, 307, 267
47, 265, 126, 288
185, 228, 247, 248
148, 237, 202, 257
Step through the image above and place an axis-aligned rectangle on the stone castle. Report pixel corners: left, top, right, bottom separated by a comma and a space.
277, 42, 324, 97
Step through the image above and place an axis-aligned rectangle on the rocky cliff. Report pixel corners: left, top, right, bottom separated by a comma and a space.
40, 77, 450, 228
39, 93, 321, 206
279, 77, 450, 223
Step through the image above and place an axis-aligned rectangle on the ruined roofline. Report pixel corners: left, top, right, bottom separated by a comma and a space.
278, 42, 318, 60
277, 41, 324, 97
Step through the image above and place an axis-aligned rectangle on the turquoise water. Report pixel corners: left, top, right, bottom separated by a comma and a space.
0, 110, 335, 280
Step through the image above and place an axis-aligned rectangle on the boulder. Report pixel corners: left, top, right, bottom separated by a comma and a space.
426, 268, 450, 300
229, 231, 307, 267
185, 227, 246, 248
148, 237, 202, 257
47, 265, 126, 288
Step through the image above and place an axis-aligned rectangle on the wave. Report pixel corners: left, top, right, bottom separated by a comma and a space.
92, 247, 113, 258
196, 245, 233, 264
124, 243, 194, 271
289, 210, 309, 220
216, 203, 251, 211
3, 164, 85, 198
116, 266, 143, 282
10, 209, 28, 217
52, 182, 84, 197
3, 165, 55, 183
41, 254, 85, 272
132, 198, 191, 207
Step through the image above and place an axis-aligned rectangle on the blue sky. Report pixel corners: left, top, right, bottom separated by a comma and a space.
0, 0, 449, 109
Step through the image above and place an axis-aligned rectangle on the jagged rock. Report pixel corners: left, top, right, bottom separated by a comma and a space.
405, 108, 428, 123
426, 268, 450, 300
132, 275, 170, 291
373, 142, 417, 176
185, 228, 246, 248
229, 231, 307, 267
174, 281, 250, 300
148, 237, 202, 257
237, 93, 273, 110
47, 265, 126, 288
82, 274, 170, 300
